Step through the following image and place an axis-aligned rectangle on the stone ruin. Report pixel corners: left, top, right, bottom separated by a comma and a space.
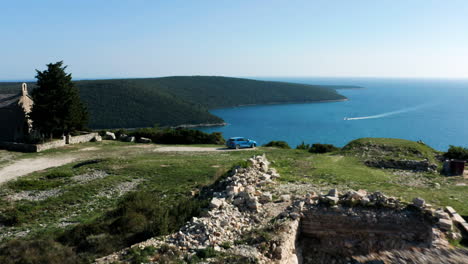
96, 154, 468, 264
277, 189, 467, 264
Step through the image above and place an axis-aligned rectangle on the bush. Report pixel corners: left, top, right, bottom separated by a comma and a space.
9, 178, 63, 191
0, 239, 79, 264
115, 127, 225, 145
220, 241, 232, 249
309, 143, 339, 153
444, 145, 468, 161
46, 171, 72, 179
196, 247, 218, 259
125, 246, 157, 264
263, 141, 291, 149
59, 191, 208, 258
0, 208, 24, 226
296, 141, 310, 150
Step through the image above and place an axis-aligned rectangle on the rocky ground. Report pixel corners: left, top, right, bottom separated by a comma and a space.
96, 155, 468, 264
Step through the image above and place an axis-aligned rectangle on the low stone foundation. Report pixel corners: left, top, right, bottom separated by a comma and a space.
299, 207, 433, 263
95, 155, 466, 264
0, 132, 99, 152
365, 159, 438, 172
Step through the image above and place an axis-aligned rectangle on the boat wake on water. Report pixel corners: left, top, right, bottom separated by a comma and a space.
344, 103, 438, 121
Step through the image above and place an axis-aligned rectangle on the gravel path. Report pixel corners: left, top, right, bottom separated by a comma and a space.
0, 156, 79, 185
153, 146, 255, 152
0, 145, 254, 185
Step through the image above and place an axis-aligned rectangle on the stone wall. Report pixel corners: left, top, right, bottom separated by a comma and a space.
95, 155, 464, 264
0, 133, 99, 152
35, 139, 67, 152
365, 159, 438, 172
299, 207, 433, 263
67, 133, 98, 144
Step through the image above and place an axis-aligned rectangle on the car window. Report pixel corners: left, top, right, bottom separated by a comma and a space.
239, 138, 245, 141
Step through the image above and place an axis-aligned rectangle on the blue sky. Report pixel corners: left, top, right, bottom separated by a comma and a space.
1, 0, 468, 80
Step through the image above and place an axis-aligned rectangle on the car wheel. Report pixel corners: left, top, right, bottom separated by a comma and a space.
251, 143, 256, 148
235, 144, 240, 149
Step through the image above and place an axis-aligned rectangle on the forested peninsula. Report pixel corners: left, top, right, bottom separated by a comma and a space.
0, 76, 354, 128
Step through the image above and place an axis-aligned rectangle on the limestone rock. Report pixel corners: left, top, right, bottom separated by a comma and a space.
124, 136, 135, 142
118, 134, 128, 141
209, 198, 224, 209
280, 194, 291, 202
92, 135, 102, 142
137, 137, 152, 143
438, 219, 453, 231
105, 131, 116, 140
259, 192, 272, 204
412, 197, 425, 208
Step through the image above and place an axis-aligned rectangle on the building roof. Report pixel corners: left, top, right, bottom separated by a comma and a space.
0, 93, 21, 109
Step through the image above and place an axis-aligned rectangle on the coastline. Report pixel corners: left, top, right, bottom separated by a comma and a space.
210, 98, 349, 110
172, 122, 228, 129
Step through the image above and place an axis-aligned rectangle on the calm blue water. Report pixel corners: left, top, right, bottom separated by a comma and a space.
199, 78, 468, 151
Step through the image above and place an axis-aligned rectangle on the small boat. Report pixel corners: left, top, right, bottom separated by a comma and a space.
344, 117, 348, 120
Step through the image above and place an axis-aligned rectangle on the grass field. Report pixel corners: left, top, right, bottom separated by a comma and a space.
0, 139, 466, 261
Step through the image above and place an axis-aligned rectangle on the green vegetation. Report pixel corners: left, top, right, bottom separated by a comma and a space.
309, 143, 340, 153
295, 141, 310, 150
0, 239, 79, 264
0, 138, 466, 263
58, 193, 208, 261
342, 137, 439, 163
0, 76, 348, 128
444, 145, 468, 161
263, 141, 291, 149
124, 246, 157, 264
30, 61, 88, 138
125, 127, 225, 145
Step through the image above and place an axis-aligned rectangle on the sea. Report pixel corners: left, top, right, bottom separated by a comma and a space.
198, 77, 468, 151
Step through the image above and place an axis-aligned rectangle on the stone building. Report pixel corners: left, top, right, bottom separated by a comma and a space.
0, 83, 33, 142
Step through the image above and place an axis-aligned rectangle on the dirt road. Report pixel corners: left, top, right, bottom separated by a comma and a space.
152, 146, 256, 152
0, 156, 79, 184
0, 145, 255, 185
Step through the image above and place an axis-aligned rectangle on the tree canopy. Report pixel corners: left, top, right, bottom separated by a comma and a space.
1, 76, 351, 129
29, 61, 88, 138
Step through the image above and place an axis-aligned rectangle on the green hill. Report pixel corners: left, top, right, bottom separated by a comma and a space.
342, 137, 439, 163
0, 76, 349, 128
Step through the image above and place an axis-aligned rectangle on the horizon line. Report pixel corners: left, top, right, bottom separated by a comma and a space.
2, 75, 468, 82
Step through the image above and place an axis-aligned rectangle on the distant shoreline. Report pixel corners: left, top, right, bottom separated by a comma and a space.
334, 87, 365, 90
210, 98, 349, 110
172, 122, 228, 129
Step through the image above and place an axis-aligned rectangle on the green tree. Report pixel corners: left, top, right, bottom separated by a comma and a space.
30, 61, 88, 138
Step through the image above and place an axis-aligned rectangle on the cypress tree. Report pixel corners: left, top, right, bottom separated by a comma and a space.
30, 61, 88, 138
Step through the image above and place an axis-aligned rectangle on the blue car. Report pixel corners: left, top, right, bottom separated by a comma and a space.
226, 137, 257, 149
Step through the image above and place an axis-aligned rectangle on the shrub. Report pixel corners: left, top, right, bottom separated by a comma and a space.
125, 246, 157, 264
9, 178, 62, 191
444, 145, 468, 161
220, 241, 232, 249
296, 141, 310, 150
60, 191, 208, 258
231, 160, 250, 169
120, 127, 225, 145
309, 143, 339, 153
263, 141, 291, 149
0, 239, 79, 264
196, 247, 218, 259
46, 171, 72, 179
0, 208, 24, 226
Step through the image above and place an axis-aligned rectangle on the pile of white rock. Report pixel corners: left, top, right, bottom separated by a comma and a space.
165, 154, 279, 251
123, 154, 278, 255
